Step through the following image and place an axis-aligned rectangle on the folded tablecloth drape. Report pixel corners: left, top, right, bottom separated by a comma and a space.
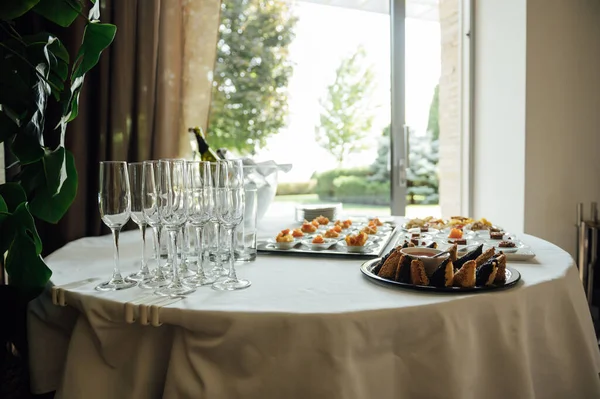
28, 218, 600, 399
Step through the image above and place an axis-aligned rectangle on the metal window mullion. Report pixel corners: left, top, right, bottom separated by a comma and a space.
390, 0, 407, 216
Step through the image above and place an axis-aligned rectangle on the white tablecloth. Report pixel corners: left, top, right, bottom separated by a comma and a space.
28, 217, 600, 398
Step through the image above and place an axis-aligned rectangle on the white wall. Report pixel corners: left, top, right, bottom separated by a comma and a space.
474, 0, 600, 257
473, 0, 527, 233
524, 0, 600, 256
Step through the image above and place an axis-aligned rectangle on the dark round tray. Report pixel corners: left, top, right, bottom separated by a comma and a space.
360, 258, 521, 293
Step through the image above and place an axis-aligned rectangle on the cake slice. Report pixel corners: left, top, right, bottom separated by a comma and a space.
394, 254, 412, 283
429, 258, 454, 288
453, 260, 476, 288
494, 254, 507, 284
448, 244, 458, 262
476, 258, 498, 286
475, 247, 496, 267
410, 259, 429, 286
377, 249, 401, 280
454, 244, 483, 271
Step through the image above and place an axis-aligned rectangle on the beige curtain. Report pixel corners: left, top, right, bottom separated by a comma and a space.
38, 0, 222, 255
180, 0, 223, 155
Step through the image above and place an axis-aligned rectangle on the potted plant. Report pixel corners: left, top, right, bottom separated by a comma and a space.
0, 0, 115, 394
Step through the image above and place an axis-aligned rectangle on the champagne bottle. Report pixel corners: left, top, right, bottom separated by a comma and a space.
188, 127, 221, 162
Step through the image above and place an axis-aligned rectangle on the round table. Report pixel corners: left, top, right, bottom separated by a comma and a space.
28, 219, 600, 399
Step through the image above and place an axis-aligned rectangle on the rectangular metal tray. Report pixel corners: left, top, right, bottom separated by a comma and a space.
257, 225, 401, 259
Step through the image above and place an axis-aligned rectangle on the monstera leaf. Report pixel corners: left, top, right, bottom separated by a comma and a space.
0, 0, 115, 298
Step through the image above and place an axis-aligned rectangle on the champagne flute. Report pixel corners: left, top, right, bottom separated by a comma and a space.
126, 162, 151, 282
96, 161, 136, 291
212, 160, 251, 291
208, 161, 227, 276
155, 159, 196, 297
139, 161, 169, 289
185, 161, 216, 286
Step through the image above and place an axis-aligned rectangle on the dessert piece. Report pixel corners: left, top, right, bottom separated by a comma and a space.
312, 235, 325, 244
311, 219, 320, 227
498, 240, 516, 248
324, 228, 340, 238
370, 217, 384, 226
453, 260, 476, 288
476, 258, 498, 286
490, 227, 503, 233
490, 231, 504, 240
410, 238, 419, 246
301, 221, 317, 233
334, 219, 352, 229
411, 233, 420, 238
361, 225, 377, 235
410, 259, 429, 286
315, 215, 330, 225
373, 248, 395, 275
332, 225, 342, 233
448, 228, 463, 239
395, 255, 412, 283
429, 258, 454, 288
494, 254, 507, 284
448, 244, 458, 262
470, 218, 492, 231
475, 247, 496, 267
405, 218, 426, 229
345, 232, 368, 247
292, 228, 304, 238
453, 244, 483, 271
450, 238, 467, 245
420, 226, 429, 233
377, 249, 402, 280
275, 229, 294, 243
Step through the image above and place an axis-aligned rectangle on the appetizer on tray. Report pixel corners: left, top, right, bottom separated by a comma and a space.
314, 215, 330, 225
301, 220, 317, 233
272, 229, 296, 250
335, 219, 352, 229
324, 228, 341, 238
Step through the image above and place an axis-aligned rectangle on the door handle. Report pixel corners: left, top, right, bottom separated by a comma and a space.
396, 125, 410, 188
403, 124, 410, 168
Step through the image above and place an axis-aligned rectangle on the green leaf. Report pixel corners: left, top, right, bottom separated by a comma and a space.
5, 231, 51, 292
33, 0, 81, 27
0, 0, 40, 20
0, 51, 32, 114
29, 149, 77, 223
11, 203, 42, 254
64, 23, 116, 122
43, 146, 67, 196
0, 108, 19, 143
18, 160, 44, 197
73, 23, 116, 78
0, 183, 27, 212
11, 131, 44, 164
0, 195, 7, 213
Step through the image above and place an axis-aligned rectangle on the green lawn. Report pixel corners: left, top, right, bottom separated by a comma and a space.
273, 194, 440, 217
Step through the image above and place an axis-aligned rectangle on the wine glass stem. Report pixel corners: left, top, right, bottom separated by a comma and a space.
169, 229, 181, 283
227, 227, 237, 280
152, 225, 165, 278
214, 222, 221, 268
180, 226, 188, 266
111, 227, 124, 282
140, 223, 148, 273
195, 225, 205, 276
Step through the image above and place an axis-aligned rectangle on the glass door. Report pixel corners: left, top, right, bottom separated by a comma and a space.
203, 0, 469, 219
392, 0, 470, 218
